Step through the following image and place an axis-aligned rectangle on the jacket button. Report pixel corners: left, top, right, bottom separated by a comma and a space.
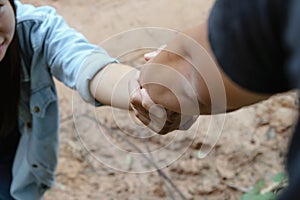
41, 184, 49, 190
34, 106, 40, 113
32, 164, 38, 168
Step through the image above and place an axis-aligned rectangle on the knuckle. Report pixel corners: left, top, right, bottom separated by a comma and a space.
141, 101, 149, 109
130, 97, 139, 105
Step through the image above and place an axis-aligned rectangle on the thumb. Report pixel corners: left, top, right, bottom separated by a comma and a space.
144, 44, 167, 61
128, 71, 142, 106
144, 51, 159, 61
140, 88, 165, 119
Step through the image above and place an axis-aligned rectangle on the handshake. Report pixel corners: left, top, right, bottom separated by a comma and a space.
128, 46, 199, 135
93, 24, 240, 135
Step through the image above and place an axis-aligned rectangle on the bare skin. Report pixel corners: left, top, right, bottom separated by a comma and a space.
90, 63, 139, 110
0, 0, 15, 61
129, 23, 270, 134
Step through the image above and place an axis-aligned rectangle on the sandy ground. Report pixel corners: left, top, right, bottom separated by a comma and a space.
20, 0, 298, 199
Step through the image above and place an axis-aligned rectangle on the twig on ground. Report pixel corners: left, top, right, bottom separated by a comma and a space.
222, 181, 251, 193
260, 181, 288, 195
72, 113, 186, 199
144, 138, 176, 200
100, 121, 187, 200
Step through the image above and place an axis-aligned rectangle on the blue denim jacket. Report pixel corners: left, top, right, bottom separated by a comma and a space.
11, 1, 116, 199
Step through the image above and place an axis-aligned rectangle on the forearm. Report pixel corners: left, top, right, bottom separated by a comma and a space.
90, 63, 138, 110
139, 23, 269, 115
139, 24, 212, 115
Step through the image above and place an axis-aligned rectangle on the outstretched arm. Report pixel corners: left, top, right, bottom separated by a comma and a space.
138, 23, 269, 115
90, 63, 139, 110
130, 22, 270, 134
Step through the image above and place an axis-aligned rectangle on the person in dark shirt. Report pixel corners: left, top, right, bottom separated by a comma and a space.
129, 0, 300, 199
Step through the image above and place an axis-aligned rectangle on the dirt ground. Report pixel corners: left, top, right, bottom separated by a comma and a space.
21, 0, 299, 199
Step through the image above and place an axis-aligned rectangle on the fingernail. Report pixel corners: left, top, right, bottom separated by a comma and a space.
140, 88, 148, 97
135, 70, 140, 78
158, 44, 167, 51
144, 52, 158, 58
149, 105, 165, 119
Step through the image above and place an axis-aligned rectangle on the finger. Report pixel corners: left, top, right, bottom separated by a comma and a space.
130, 103, 153, 124
157, 111, 182, 134
134, 109, 166, 133
140, 88, 155, 110
129, 90, 144, 113
129, 85, 154, 124
157, 124, 178, 135
131, 104, 147, 119
128, 71, 141, 98
149, 112, 179, 134
144, 51, 159, 61
135, 106, 167, 133
147, 118, 167, 134
179, 115, 199, 130
129, 73, 144, 110
144, 44, 167, 61
132, 103, 169, 132
129, 88, 154, 123
140, 89, 165, 119
148, 104, 167, 120
135, 112, 151, 127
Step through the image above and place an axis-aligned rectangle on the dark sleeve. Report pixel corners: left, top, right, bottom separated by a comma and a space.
208, 0, 291, 94
278, 1, 300, 199
284, 0, 300, 89
208, 1, 300, 199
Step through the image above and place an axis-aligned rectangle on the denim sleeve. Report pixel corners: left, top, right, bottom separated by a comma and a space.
32, 6, 118, 105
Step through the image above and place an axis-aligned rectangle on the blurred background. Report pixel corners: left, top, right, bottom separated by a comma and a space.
20, 0, 297, 199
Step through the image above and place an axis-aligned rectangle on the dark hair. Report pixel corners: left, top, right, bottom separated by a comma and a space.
0, 0, 21, 137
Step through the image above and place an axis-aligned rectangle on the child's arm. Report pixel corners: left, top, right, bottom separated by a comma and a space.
90, 63, 139, 110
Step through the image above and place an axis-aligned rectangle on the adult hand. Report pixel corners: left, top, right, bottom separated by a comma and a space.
129, 46, 198, 134
129, 76, 198, 134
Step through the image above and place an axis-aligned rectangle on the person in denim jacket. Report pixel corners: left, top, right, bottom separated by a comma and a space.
0, 0, 138, 199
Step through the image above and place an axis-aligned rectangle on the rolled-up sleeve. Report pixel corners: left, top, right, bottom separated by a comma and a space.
30, 5, 117, 105
75, 49, 118, 105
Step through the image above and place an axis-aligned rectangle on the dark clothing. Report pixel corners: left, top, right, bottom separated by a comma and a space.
0, 127, 20, 157
208, 0, 300, 199
0, 127, 20, 200
0, 163, 15, 200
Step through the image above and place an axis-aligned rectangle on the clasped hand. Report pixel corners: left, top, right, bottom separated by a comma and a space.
128, 49, 198, 135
